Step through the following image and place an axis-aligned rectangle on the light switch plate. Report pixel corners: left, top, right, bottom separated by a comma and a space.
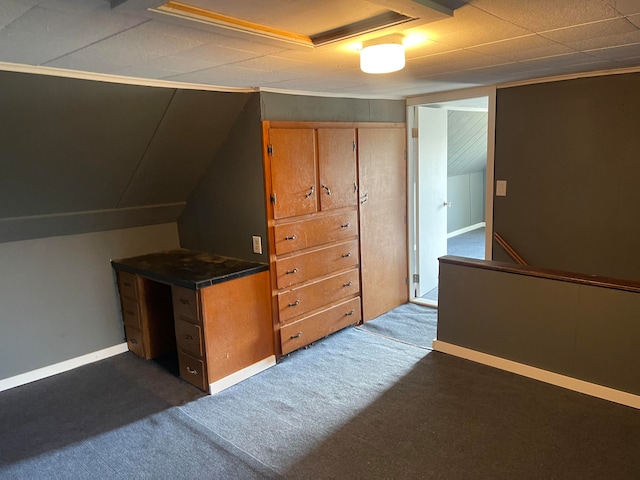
496, 180, 507, 197
252, 235, 262, 254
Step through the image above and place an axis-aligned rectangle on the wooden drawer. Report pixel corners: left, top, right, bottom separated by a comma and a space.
274, 210, 358, 255
278, 268, 360, 322
276, 239, 359, 289
175, 318, 204, 358
125, 325, 144, 358
178, 351, 207, 391
280, 296, 361, 355
121, 297, 141, 329
172, 286, 200, 324
117, 271, 138, 300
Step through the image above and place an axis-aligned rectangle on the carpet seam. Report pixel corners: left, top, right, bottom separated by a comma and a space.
353, 326, 433, 351
176, 405, 284, 478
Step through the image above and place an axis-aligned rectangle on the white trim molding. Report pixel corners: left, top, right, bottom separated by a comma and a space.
209, 355, 276, 394
0, 343, 129, 393
433, 340, 640, 410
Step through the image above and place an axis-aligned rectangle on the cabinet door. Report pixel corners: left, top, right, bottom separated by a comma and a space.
317, 128, 358, 211
358, 127, 408, 321
269, 128, 317, 219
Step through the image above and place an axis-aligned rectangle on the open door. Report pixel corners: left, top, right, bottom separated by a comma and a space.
408, 87, 496, 307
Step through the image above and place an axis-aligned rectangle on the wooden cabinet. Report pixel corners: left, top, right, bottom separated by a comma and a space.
113, 251, 274, 394
264, 123, 362, 355
263, 121, 407, 355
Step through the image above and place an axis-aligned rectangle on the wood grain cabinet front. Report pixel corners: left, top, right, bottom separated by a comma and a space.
264, 122, 363, 355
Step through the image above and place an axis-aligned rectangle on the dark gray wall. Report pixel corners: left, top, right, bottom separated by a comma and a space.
260, 92, 406, 123
493, 72, 640, 281
178, 93, 268, 262
0, 70, 251, 243
438, 259, 640, 395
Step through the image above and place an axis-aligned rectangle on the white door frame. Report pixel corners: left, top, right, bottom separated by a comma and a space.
406, 85, 497, 306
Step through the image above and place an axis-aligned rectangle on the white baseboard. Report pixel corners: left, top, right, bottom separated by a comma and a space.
0, 343, 129, 393
447, 222, 486, 239
209, 355, 276, 394
433, 340, 640, 410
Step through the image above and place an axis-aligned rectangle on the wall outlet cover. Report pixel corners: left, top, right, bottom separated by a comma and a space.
252, 235, 262, 254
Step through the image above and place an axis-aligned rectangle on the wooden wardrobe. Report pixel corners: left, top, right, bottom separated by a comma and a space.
262, 121, 408, 356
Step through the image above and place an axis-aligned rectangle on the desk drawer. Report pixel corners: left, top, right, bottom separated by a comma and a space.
278, 268, 360, 323
172, 286, 200, 324
175, 318, 204, 358
274, 210, 358, 255
275, 240, 359, 289
178, 352, 207, 391
121, 297, 141, 329
125, 325, 144, 358
280, 296, 361, 355
117, 271, 138, 300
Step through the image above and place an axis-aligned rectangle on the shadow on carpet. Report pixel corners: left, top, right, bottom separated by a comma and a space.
356, 302, 438, 349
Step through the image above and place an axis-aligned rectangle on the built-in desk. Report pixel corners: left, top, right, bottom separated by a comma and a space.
111, 249, 274, 394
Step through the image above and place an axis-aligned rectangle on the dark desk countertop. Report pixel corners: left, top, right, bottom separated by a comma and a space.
111, 249, 269, 290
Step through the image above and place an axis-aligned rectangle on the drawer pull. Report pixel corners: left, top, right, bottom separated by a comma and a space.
125, 310, 135, 316
290, 332, 302, 339
186, 366, 198, 375
288, 300, 300, 307
345, 310, 355, 316
184, 335, 194, 341
286, 268, 298, 275
341, 252, 352, 258
343, 281, 353, 287
179, 299, 191, 305
321, 183, 331, 195
285, 234, 297, 241
341, 223, 351, 228
123, 282, 132, 287
130, 338, 138, 344
305, 185, 315, 198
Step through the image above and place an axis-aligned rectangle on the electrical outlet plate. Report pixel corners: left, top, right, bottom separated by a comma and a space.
252, 236, 262, 254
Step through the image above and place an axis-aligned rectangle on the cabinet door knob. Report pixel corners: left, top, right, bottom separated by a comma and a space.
130, 338, 137, 344
360, 192, 368, 204
341, 252, 351, 258
343, 281, 353, 287
345, 310, 355, 316
184, 334, 193, 341
285, 234, 297, 241
321, 184, 331, 195
288, 300, 300, 307
180, 299, 190, 305
186, 366, 198, 375
341, 223, 351, 228
290, 332, 302, 339
286, 268, 298, 275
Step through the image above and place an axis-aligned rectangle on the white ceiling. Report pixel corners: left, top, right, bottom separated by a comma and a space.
1, 0, 640, 98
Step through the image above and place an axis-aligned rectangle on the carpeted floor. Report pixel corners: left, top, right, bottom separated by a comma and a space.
2, 302, 640, 479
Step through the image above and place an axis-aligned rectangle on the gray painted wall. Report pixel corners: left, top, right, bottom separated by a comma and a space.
260, 92, 406, 123
0, 70, 250, 243
493, 72, 640, 282
0, 223, 179, 380
178, 93, 268, 263
438, 259, 640, 395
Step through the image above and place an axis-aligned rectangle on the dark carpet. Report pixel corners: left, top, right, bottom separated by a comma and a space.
2, 302, 640, 479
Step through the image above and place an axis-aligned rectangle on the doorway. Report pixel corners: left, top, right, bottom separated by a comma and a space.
407, 87, 496, 307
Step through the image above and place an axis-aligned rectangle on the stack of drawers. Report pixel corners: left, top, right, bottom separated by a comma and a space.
274, 210, 362, 354
116, 271, 145, 358
171, 286, 207, 391
115, 271, 174, 360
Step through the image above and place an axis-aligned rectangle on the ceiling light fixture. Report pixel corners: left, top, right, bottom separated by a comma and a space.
360, 34, 405, 74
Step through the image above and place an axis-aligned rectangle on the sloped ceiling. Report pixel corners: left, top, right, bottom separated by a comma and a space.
447, 110, 487, 176
0, 70, 252, 242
